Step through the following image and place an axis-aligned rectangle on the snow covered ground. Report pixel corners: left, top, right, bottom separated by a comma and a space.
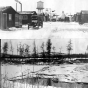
1, 63, 88, 88
1, 63, 88, 83
0, 22, 88, 39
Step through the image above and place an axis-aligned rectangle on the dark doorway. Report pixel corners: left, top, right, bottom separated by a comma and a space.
3, 13, 7, 29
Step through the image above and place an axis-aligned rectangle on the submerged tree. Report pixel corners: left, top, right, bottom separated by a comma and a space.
67, 39, 73, 55
3, 42, 9, 54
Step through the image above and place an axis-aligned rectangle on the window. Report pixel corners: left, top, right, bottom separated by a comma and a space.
9, 14, 12, 21
23, 15, 28, 20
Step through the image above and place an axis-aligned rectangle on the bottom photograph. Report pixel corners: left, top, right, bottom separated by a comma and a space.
1, 39, 88, 88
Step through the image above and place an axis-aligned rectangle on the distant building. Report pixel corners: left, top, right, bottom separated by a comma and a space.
0, 6, 22, 30
19, 11, 37, 25
73, 11, 88, 24
80, 10, 88, 24
75, 12, 81, 22
68, 15, 73, 22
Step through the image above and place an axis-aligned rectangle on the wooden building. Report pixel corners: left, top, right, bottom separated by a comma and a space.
80, 10, 88, 24
75, 12, 81, 22
0, 6, 22, 30
74, 11, 88, 24
19, 11, 37, 25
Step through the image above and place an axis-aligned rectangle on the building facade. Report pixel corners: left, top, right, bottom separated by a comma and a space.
19, 11, 37, 25
0, 6, 22, 30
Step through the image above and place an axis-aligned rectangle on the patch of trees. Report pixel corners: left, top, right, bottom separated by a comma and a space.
1, 39, 88, 64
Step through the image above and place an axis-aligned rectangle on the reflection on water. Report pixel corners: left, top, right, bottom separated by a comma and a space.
11, 77, 88, 88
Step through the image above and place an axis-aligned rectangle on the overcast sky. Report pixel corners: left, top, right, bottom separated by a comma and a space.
1, 39, 88, 55
0, 0, 88, 15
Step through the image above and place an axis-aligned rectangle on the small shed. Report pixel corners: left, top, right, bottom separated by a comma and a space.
0, 6, 21, 30
80, 10, 88, 24
19, 11, 37, 25
75, 12, 81, 23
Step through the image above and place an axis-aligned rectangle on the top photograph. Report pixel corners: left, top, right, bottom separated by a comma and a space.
0, 0, 88, 39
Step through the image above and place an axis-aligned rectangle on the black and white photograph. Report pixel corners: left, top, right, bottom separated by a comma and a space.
0, 0, 88, 88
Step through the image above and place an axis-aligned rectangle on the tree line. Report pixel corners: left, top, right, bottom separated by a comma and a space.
1, 39, 88, 64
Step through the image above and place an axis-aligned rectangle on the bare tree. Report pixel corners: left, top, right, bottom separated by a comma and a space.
52, 46, 55, 56
9, 40, 14, 55
37, 46, 39, 56
17, 44, 19, 55
2, 42, 9, 54
46, 39, 52, 64
46, 39, 52, 56
18, 43, 24, 56
67, 39, 73, 55
33, 40, 37, 58
41, 42, 45, 57
24, 44, 30, 57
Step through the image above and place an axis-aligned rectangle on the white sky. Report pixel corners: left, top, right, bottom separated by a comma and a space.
0, 0, 88, 15
1, 39, 88, 55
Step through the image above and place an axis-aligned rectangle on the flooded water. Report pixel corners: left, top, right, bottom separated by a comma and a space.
10, 77, 88, 88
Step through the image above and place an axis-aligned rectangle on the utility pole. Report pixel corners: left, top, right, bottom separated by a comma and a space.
50, 8, 51, 21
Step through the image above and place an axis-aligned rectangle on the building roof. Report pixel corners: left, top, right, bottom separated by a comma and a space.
0, 6, 18, 14
81, 10, 88, 14
18, 11, 37, 15
0, 6, 11, 12
37, 1, 44, 3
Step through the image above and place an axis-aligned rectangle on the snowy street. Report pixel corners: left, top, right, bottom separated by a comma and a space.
0, 22, 88, 39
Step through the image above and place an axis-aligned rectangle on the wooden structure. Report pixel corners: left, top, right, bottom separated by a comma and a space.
74, 11, 88, 24
19, 11, 37, 25
75, 12, 81, 23
0, 6, 22, 30
36, 1, 44, 14
80, 10, 88, 24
